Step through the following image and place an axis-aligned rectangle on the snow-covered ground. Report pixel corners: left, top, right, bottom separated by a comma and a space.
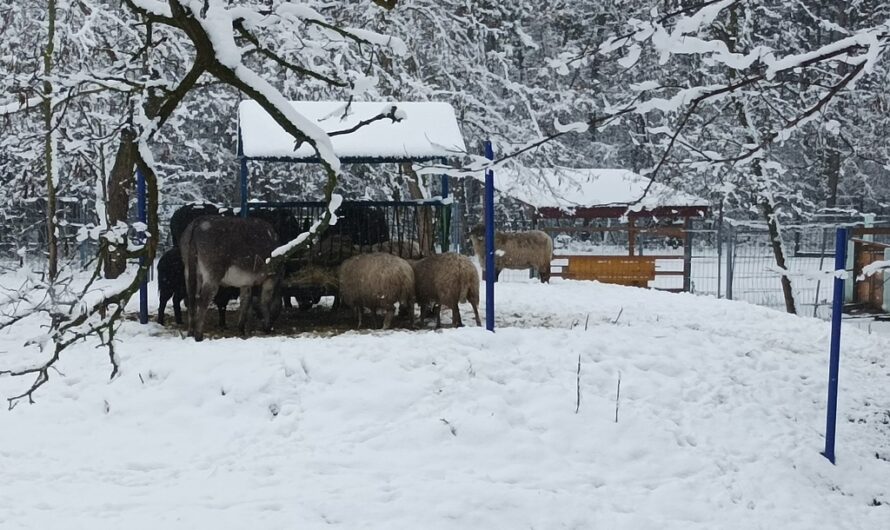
1, 276, 888, 529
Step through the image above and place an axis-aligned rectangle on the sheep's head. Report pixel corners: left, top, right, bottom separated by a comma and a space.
469, 224, 486, 238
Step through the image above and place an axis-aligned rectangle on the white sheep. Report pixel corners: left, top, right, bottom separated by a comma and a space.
411, 252, 481, 328
338, 252, 415, 329
469, 225, 553, 283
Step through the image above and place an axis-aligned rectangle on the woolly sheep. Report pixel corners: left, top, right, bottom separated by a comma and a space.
338, 252, 415, 329
410, 252, 481, 328
370, 239, 424, 259
469, 225, 553, 283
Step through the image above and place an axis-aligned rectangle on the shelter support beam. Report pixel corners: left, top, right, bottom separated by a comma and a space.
484, 141, 495, 332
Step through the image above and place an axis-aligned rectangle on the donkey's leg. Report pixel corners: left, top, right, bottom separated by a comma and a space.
259, 279, 276, 333
237, 286, 251, 336
194, 282, 217, 342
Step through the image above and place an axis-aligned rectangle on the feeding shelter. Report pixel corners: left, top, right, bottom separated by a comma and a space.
138, 100, 468, 324
469, 167, 710, 291
237, 100, 465, 251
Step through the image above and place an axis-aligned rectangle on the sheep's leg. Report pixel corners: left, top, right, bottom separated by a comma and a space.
451, 303, 462, 328
434, 305, 443, 329
538, 265, 550, 283
405, 299, 415, 329
382, 306, 395, 330
494, 268, 502, 282
355, 306, 363, 329
471, 301, 481, 326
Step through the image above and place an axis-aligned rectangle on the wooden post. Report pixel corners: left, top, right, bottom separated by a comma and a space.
628, 217, 636, 257
683, 216, 693, 292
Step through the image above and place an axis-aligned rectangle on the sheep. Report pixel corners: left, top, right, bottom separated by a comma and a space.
370, 239, 424, 259
338, 252, 415, 329
410, 252, 481, 328
469, 225, 553, 283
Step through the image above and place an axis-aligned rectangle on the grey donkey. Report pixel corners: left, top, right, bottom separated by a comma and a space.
179, 216, 283, 341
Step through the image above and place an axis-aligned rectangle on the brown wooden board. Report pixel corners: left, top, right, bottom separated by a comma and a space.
854, 242, 887, 311
556, 255, 656, 287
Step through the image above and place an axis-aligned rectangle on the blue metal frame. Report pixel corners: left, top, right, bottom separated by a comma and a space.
137, 167, 148, 324
823, 227, 848, 465
238, 126, 249, 217
484, 141, 495, 332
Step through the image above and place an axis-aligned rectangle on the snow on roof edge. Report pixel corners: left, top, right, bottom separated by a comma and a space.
238, 100, 467, 162
469, 167, 710, 211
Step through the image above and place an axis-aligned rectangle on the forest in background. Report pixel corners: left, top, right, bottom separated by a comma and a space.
3, 1, 888, 254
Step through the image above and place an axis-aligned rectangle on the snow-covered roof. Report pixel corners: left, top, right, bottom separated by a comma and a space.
471, 167, 709, 211
238, 100, 466, 162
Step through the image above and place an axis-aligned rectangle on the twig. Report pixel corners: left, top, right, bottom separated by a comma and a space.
615, 371, 622, 423
611, 307, 624, 325
575, 353, 582, 414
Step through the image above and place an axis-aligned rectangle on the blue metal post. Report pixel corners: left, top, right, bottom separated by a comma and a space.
484, 141, 495, 332
238, 125, 249, 217
440, 168, 451, 251
823, 227, 848, 464
137, 167, 148, 324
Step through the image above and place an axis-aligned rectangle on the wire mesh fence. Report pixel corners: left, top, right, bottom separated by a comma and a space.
681, 217, 887, 319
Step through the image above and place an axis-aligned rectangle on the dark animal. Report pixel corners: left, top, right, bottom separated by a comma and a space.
157, 248, 241, 328
180, 216, 282, 342
336, 202, 389, 248
247, 208, 302, 245
169, 202, 233, 247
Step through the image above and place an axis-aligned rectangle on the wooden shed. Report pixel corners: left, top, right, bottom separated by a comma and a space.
470, 167, 709, 291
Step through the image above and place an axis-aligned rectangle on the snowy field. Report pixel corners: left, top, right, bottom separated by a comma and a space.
1, 273, 888, 529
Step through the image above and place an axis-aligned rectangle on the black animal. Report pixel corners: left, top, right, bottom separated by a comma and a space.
180, 216, 282, 342
157, 247, 239, 328
169, 203, 233, 247
246, 208, 302, 245
335, 202, 389, 248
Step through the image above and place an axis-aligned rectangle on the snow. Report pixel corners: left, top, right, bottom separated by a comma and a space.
1, 270, 888, 529
239, 100, 467, 161
469, 166, 709, 211
860, 260, 890, 279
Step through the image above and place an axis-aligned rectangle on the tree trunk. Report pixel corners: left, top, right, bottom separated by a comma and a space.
43, 0, 58, 281
103, 22, 162, 279
824, 135, 841, 208
761, 197, 797, 314
103, 127, 136, 279
400, 162, 434, 254
725, 3, 796, 314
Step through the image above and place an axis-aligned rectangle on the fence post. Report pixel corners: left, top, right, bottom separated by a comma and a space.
484, 141, 495, 332
725, 223, 734, 300
683, 216, 693, 292
716, 202, 724, 298
822, 226, 848, 465
137, 167, 148, 325
440, 169, 451, 252
238, 125, 249, 217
